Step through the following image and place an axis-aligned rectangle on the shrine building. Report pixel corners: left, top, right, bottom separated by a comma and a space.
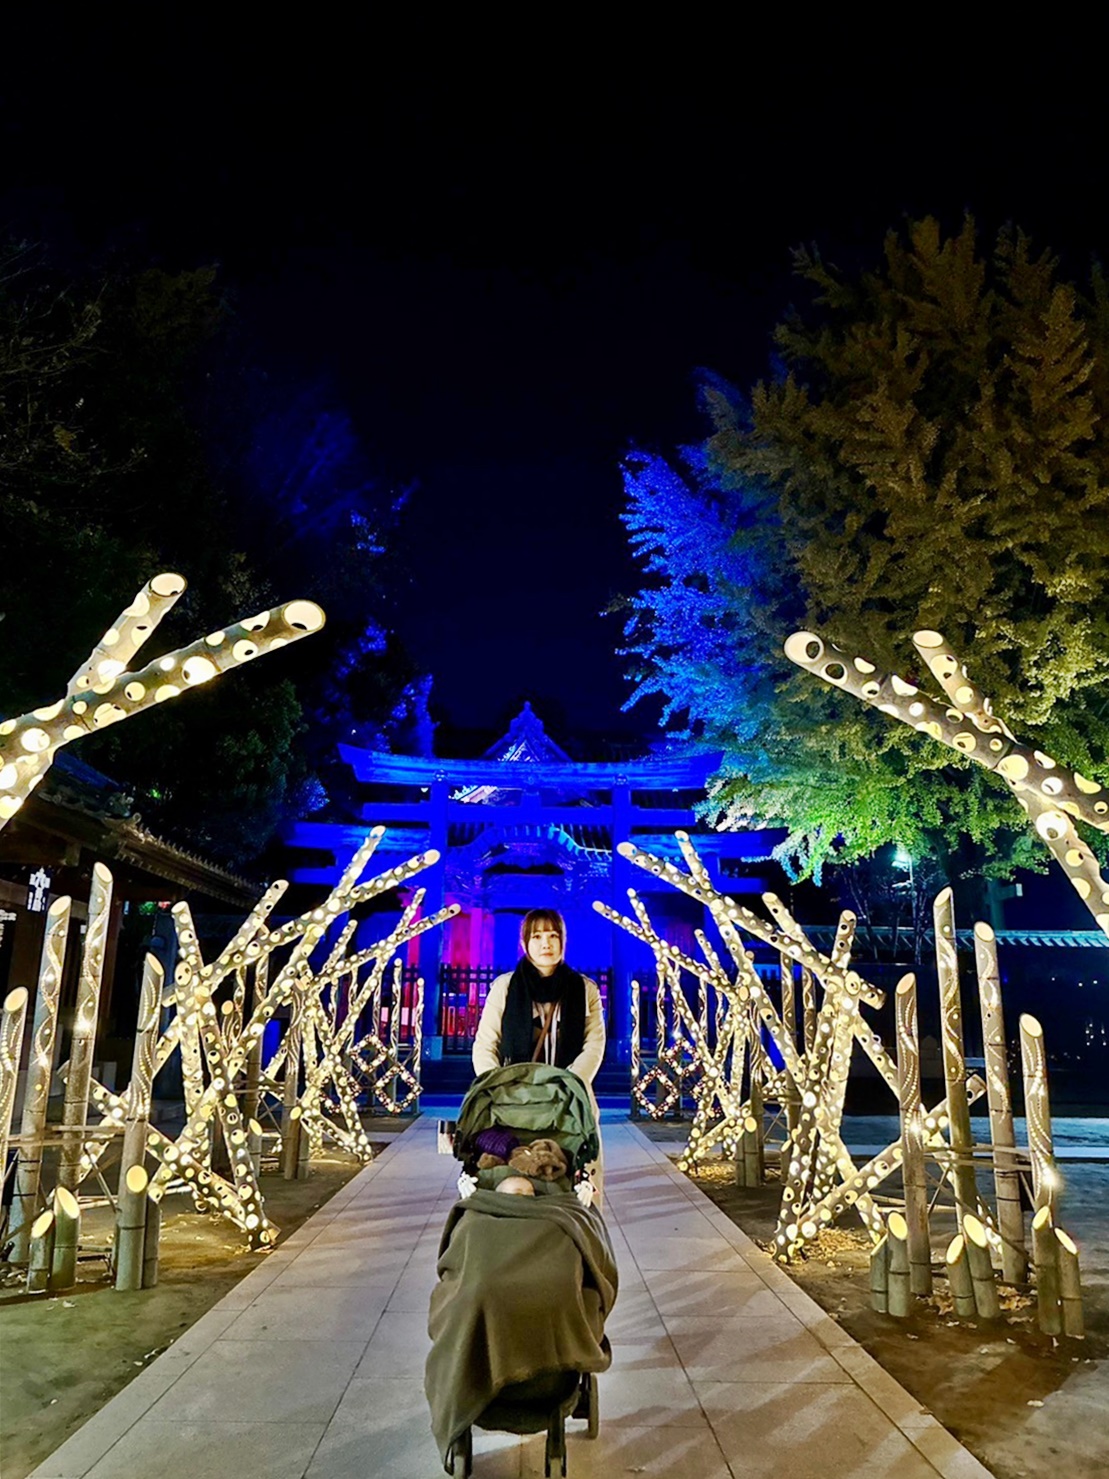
284, 704, 781, 1064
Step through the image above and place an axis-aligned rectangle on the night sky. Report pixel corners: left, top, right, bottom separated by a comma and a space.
3, 28, 1106, 745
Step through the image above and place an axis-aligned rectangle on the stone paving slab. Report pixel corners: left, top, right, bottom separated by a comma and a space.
30, 1118, 995, 1479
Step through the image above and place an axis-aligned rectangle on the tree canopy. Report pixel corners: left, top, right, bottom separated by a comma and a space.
621, 218, 1109, 882
0, 247, 419, 869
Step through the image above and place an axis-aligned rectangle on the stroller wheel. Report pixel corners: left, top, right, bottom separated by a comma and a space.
573, 1373, 599, 1438
544, 1410, 567, 1477
446, 1427, 473, 1477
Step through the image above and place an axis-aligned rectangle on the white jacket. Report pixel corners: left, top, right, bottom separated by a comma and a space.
471, 970, 607, 1084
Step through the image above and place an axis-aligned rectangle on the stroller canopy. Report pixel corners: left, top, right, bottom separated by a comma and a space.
455, 1063, 599, 1169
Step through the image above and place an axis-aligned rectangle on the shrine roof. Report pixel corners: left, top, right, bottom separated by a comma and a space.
340, 701, 721, 791
338, 743, 721, 790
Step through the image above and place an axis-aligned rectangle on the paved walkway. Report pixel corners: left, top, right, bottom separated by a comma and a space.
32, 1120, 993, 1479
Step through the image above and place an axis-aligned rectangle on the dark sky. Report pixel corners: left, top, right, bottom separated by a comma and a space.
4, 26, 1107, 744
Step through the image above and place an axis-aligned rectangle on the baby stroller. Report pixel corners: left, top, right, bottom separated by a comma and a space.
425, 1063, 618, 1477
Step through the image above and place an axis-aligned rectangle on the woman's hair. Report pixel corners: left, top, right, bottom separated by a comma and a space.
519, 908, 566, 954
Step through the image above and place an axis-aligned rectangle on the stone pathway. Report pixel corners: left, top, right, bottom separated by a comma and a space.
31, 1119, 993, 1478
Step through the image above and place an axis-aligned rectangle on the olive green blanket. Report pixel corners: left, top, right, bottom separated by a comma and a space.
424, 1189, 618, 1464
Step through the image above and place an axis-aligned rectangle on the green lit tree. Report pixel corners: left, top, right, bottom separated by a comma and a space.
623, 218, 1109, 884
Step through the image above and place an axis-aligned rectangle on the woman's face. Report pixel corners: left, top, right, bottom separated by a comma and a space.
526, 923, 563, 976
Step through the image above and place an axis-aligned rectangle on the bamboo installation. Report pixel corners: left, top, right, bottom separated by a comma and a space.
945, 1235, 977, 1319
894, 975, 932, 1296
27, 1210, 56, 1295
9, 897, 71, 1262
50, 1185, 81, 1292
0, 574, 325, 833
1031, 1207, 1062, 1336
597, 823, 1080, 1338
1020, 1015, 1056, 1217
0, 987, 29, 1177
870, 1234, 890, 1313
886, 1213, 911, 1317
972, 922, 1026, 1284
783, 619, 1096, 1331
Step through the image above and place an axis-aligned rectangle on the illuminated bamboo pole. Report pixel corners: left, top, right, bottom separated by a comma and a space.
413, 975, 425, 1104
742, 1113, 761, 1187
27, 1210, 56, 1294
50, 1185, 81, 1291
894, 975, 932, 1296
114, 1165, 149, 1290
801, 965, 817, 1056
1032, 1206, 1062, 1336
142, 1192, 162, 1288
301, 1006, 323, 1156
9, 896, 71, 1262
870, 1234, 890, 1313
386, 957, 404, 1112
630, 980, 641, 1117
58, 863, 113, 1194
779, 953, 801, 1135
1020, 1015, 1056, 1217
934, 888, 977, 1230
282, 1001, 303, 1180
243, 955, 267, 1126
963, 1214, 1000, 1318
0, 987, 29, 1176
248, 1116, 264, 1178
114, 956, 161, 1290
1055, 1229, 1084, 1339
886, 1212, 911, 1317
972, 921, 1026, 1284
945, 1235, 977, 1318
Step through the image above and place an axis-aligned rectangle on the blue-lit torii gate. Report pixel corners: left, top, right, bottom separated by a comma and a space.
284, 705, 776, 1062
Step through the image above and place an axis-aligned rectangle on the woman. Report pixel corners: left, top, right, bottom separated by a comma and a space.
472, 908, 606, 1201
471, 909, 606, 1083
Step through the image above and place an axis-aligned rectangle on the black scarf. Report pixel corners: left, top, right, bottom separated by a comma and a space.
499, 958, 587, 1069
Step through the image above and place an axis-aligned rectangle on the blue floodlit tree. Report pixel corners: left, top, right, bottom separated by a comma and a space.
622, 218, 1109, 884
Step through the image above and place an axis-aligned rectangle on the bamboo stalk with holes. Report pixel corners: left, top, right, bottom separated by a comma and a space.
116, 956, 161, 1184
945, 1235, 977, 1318
50, 1185, 81, 1291
934, 889, 977, 1230
282, 1001, 303, 1181
800, 965, 817, 1057
870, 1234, 890, 1313
973, 921, 1026, 1284
630, 980, 641, 1118
0, 987, 29, 1180
1055, 1228, 1084, 1339
779, 954, 802, 1134
895, 974, 932, 1296
243, 955, 267, 1125
887, 1212, 911, 1317
27, 1210, 56, 1294
1020, 1015, 1056, 1217
10, 896, 71, 1262
59, 864, 113, 1196
962, 1214, 1000, 1319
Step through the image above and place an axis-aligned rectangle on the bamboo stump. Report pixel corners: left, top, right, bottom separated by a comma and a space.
49, 1186, 81, 1292
27, 1210, 56, 1295
945, 1235, 977, 1319
963, 1214, 1000, 1319
870, 1235, 890, 1314
886, 1213, 911, 1318
1032, 1206, 1062, 1337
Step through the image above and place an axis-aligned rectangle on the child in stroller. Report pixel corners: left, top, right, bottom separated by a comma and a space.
425, 1063, 618, 1477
